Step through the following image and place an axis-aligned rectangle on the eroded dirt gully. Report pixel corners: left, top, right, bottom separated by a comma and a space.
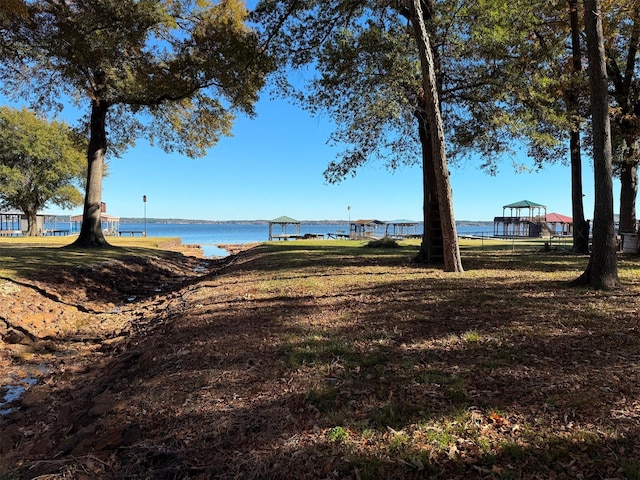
0, 246, 253, 478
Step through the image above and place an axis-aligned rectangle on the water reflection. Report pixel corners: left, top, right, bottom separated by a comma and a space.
0, 377, 37, 415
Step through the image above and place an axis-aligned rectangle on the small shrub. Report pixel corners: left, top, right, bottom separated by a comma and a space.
364, 237, 400, 249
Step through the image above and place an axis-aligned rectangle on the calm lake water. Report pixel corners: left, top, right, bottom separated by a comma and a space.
48, 221, 492, 257
121, 223, 352, 256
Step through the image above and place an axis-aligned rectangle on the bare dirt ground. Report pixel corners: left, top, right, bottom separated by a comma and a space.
1, 244, 639, 479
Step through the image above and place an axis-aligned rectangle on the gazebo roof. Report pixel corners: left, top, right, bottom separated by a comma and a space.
503, 200, 546, 209
270, 215, 299, 224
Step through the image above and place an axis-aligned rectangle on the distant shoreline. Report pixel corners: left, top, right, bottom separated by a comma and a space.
119, 218, 494, 226
48, 215, 493, 226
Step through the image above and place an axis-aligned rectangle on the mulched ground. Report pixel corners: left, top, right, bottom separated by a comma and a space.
1, 244, 639, 479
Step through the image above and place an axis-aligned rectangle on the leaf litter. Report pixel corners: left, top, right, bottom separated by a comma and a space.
0, 243, 639, 479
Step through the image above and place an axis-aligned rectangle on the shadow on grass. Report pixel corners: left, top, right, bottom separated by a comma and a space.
25, 281, 636, 479
4, 242, 640, 479
0, 244, 216, 309
245, 242, 595, 278
0, 244, 189, 279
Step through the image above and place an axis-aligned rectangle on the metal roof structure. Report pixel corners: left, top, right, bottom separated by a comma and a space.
546, 213, 572, 224
269, 215, 299, 224
545, 213, 573, 237
351, 219, 386, 226
501, 200, 547, 221
387, 219, 418, 225
350, 219, 386, 240
503, 200, 546, 209
69, 213, 120, 222
495, 200, 548, 238
386, 219, 420, 239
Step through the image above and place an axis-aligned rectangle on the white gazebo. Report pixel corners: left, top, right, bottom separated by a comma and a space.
268, 215, 301, 240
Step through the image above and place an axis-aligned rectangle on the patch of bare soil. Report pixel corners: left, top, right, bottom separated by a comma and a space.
0, 252, 220, 468
1, 245, 639, 479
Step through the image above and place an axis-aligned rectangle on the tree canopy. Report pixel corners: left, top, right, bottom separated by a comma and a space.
253, 0, 580, 271
1, 0, 272, 246
0, 106, 85, 235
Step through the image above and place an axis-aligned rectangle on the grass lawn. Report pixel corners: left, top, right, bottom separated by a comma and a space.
1, 237, 639, 479
0, 234, 189, 279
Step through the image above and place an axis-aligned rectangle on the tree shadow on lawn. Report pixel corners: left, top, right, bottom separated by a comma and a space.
0, 245, 177, 278
11, 282, 639, 478
4, 245, 640, 478
0, 245, 225, 311
250, 243, 421, 272
260, 242, 594, 276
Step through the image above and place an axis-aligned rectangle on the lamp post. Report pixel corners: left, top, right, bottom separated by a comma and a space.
143, 195, 147, 237
347, 205, 351, 238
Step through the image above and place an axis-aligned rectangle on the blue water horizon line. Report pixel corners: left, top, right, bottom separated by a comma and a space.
41, 220, 495, 258
48, 215, 493, 225
117, 218, 493, 224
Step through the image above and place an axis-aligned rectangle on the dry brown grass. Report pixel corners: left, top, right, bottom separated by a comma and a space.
1, 240, 639, 479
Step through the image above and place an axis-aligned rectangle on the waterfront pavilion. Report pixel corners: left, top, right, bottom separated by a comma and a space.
268, 215, 300, 240
493, 200, 547, 237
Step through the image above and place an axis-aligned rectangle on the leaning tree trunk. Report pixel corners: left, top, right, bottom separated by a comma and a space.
413, 109, 444, 265
618, 159, 638, 233
573, 0, 619, 289
409, 0, 463, 272
567, 0, 590, 254
72, 99, 110, 248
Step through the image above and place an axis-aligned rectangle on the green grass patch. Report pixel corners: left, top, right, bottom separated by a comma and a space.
418, 371, 469, 405
462, 330, 482, 342
499, 441, 526, 462
327, 426, 350, 442
0, 236, 184, 279
283, 333, 355, 368
368, 402, 424, 431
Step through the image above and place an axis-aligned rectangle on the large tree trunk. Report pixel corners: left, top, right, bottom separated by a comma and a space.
413, 110, 444, 265
573, 0, 619, 289
618, 159, 638, 233
409, 0, 463, 273
25, 209, 39, 236
567, 0, 590, 254
71, 99, 110, 248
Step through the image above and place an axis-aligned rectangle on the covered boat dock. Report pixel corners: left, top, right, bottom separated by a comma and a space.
493, 200, 547, 237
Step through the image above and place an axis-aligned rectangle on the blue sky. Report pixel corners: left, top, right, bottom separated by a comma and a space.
1, 0, 617, 223
25, 90, 612, 222
62, 92, 607, 222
